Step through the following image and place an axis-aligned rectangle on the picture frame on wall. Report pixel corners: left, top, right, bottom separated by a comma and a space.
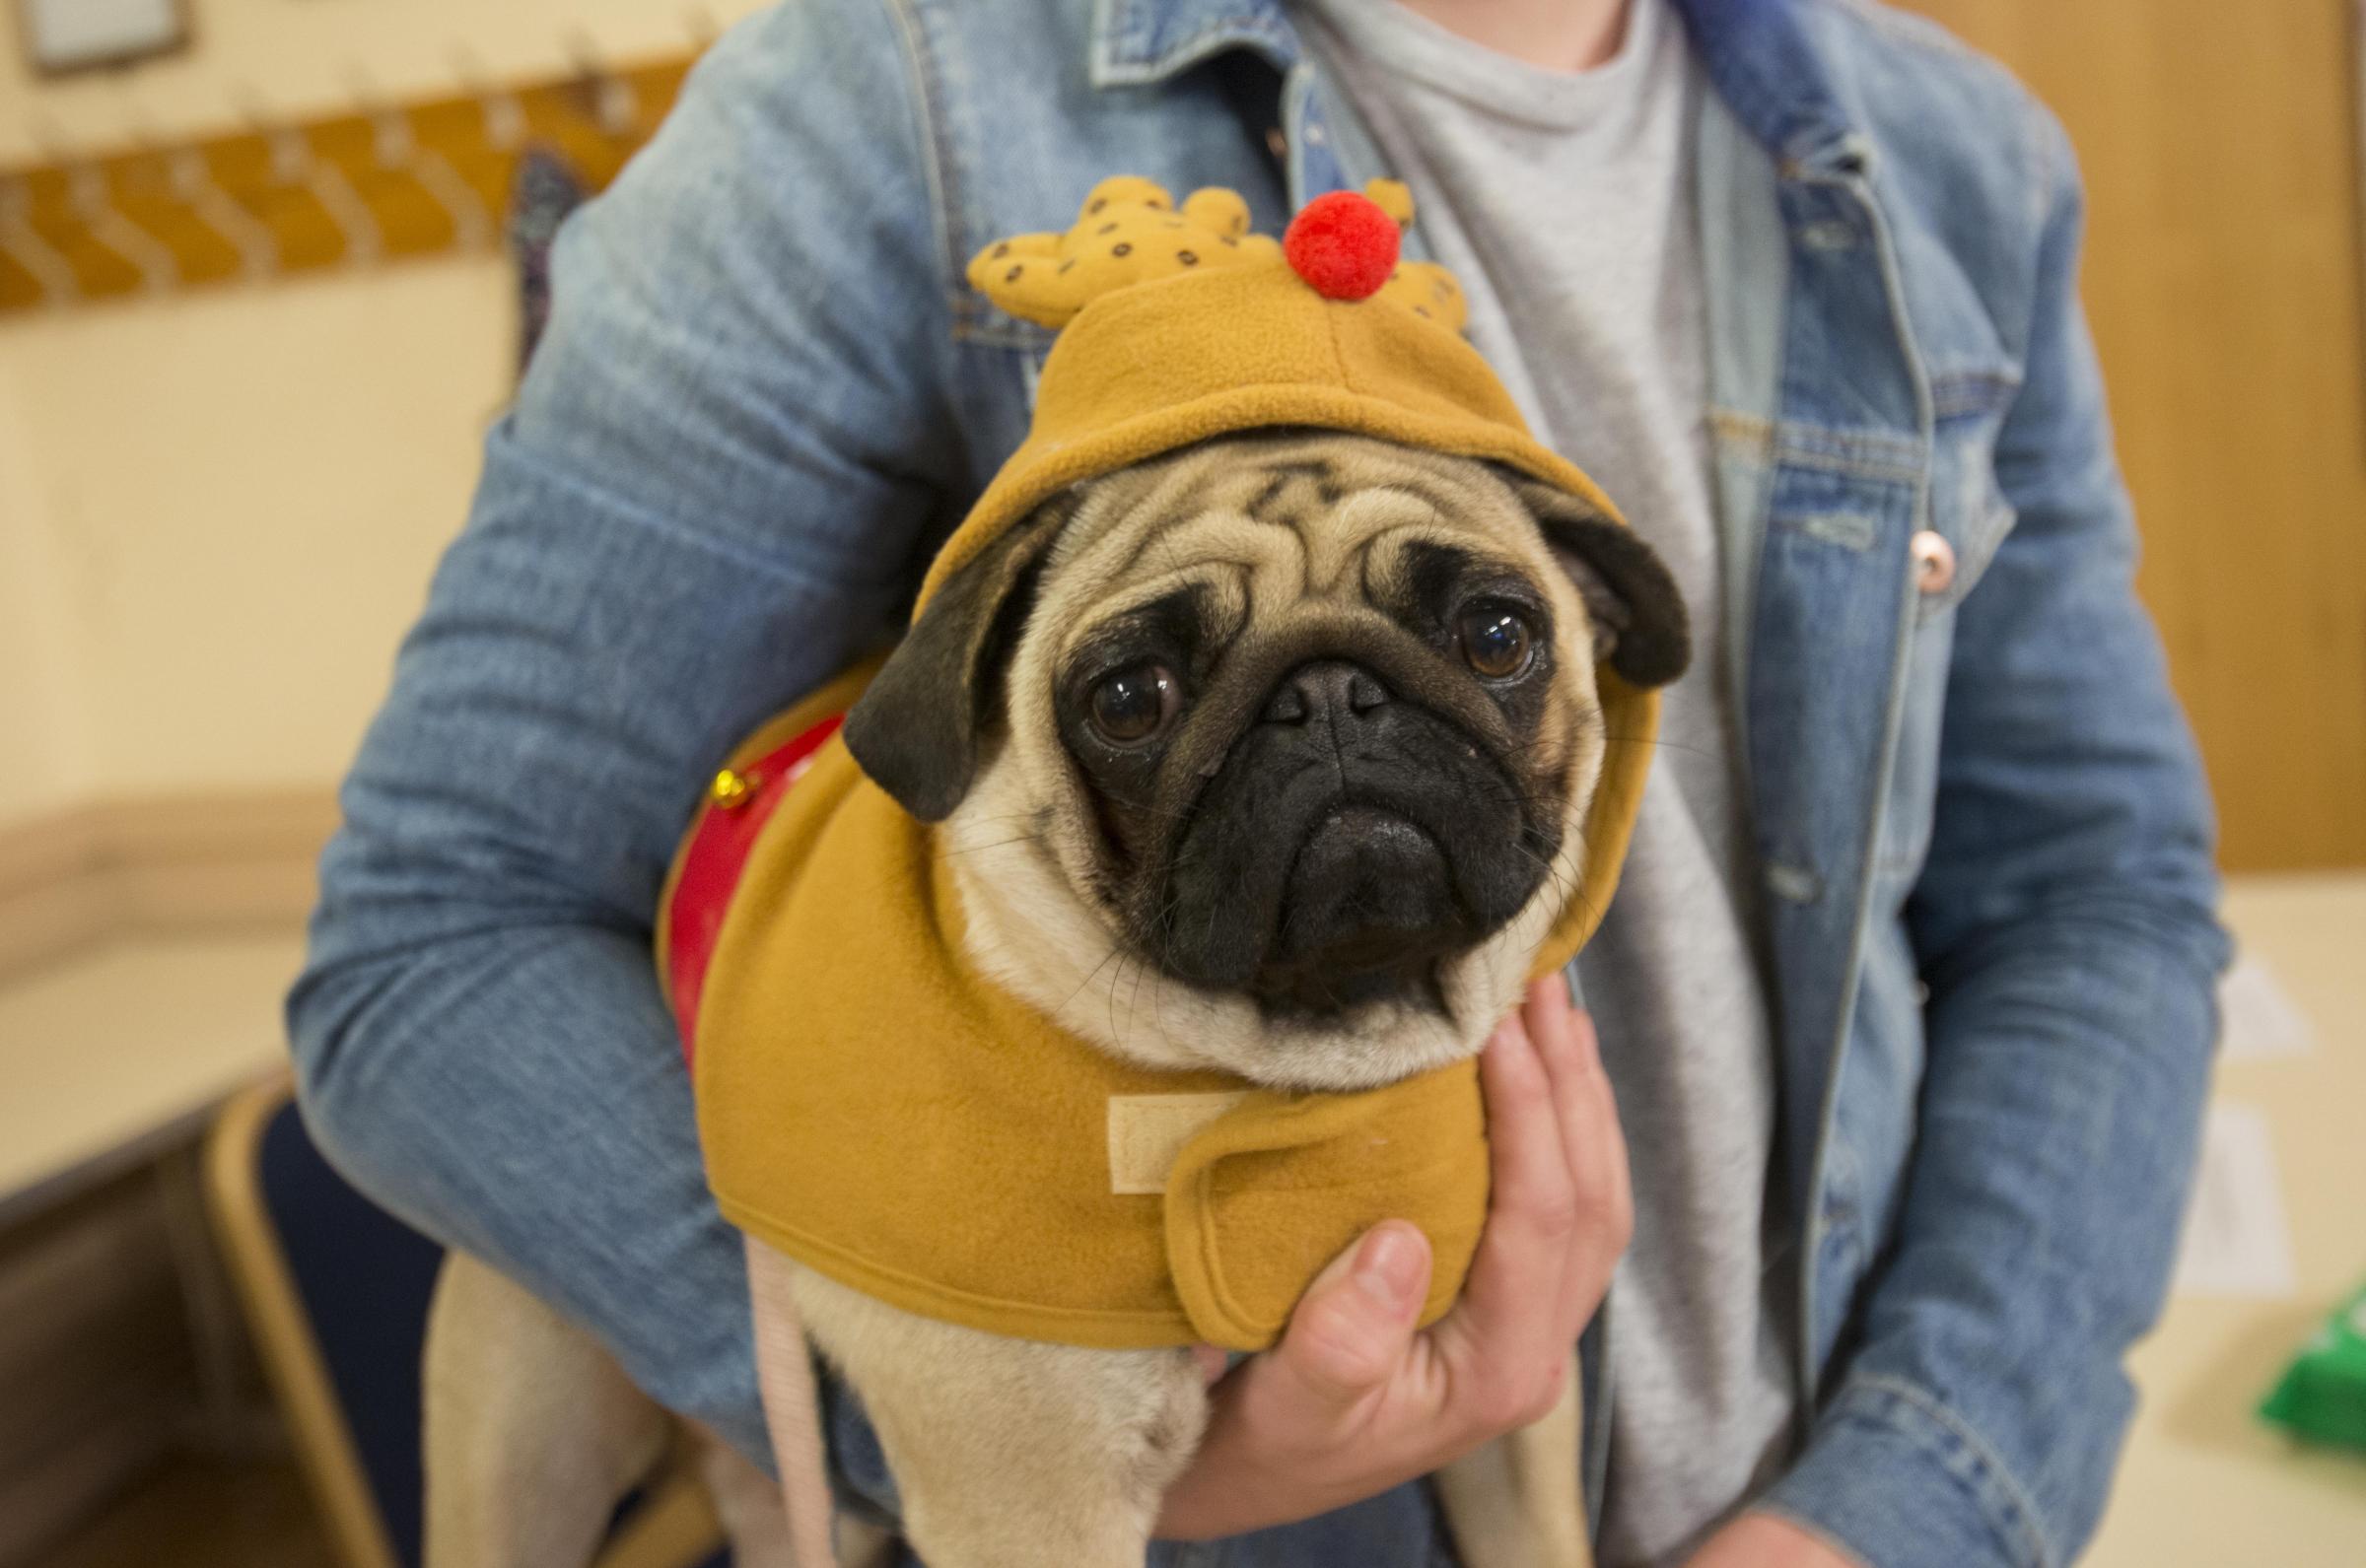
16, 0, 190, 76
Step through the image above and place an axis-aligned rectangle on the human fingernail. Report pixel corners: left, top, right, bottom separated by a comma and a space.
1355, 1225, 1425, 1314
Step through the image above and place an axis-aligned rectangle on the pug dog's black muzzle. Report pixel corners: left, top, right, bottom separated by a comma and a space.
1144, 620, 1560, 1016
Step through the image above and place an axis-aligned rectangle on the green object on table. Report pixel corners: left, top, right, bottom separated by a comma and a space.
2261, 1279, 2366, 1454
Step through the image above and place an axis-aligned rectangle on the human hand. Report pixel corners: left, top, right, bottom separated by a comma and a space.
1155, 977, 1632, 1539
1685, 1512, 1862, 1568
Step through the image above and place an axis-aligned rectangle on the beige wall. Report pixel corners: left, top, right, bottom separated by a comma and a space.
0, 0, 767, 830
0, 0, 755, 166
0, 369, 95, 823
0, 264, 511, 820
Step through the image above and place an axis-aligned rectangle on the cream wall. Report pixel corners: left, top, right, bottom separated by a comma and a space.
0, 369, 95, 823
0, 0, 763, 165
0, 0, 771, 830
0, 264, 511, 817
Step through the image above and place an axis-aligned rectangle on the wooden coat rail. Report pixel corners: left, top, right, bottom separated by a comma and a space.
0, 56, 694, 316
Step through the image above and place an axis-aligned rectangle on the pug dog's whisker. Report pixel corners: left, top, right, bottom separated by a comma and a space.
933, 833, 1050, 860
1107, 953, 1129, 1047
1598, 729, 1720, 762
1148, 963, 1180, 1057
1126, 951, 1162, 1049
1520, 834, 1603, 923
1511, 841, 1588, 918
1042, 935, 1131, 1025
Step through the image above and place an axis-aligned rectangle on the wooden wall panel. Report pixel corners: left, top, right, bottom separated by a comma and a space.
0, 59, 695, 315
0, 790, 335, 985
1896, 0, 2366, 870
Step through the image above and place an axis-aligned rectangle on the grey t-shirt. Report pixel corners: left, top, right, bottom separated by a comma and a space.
1289, 1, 1796, 1561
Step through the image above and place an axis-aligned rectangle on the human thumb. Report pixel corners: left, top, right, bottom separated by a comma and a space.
1272, 1221, 1430, 1408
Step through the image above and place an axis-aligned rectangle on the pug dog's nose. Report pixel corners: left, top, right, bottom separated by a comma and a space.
1262, 659, 1391, 725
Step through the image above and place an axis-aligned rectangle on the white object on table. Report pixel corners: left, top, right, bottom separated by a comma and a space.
2171, 1100, 2298, 1300
2218, 952, 2317, 1061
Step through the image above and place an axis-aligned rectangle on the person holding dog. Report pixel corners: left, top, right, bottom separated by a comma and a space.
288, 0, 2226, 1564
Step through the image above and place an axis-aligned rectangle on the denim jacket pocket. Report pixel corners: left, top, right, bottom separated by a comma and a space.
1874, 363, 2018, 882
1916, 369, 2022, 617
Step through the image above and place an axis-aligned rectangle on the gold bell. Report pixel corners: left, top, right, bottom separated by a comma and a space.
710, 769, 756, 810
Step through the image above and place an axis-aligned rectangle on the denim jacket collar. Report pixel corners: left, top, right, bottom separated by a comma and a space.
1089, 0, 1868, 175
1674, 0, 1867, 174
1087, 0, 1301, 87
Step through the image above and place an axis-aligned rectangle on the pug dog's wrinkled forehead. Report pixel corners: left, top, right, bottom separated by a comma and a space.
1034, 430, 1681, 683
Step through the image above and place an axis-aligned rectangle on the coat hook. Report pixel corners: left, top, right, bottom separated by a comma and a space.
0, 176, 79, 308
113, 91, 274, 286
567, 29, 640, 139
351, 66, 493, 251
167, 145, 278, 282
452, 47, 527, 154
238, 85, 383, 268
67, 163, 179, 295
31, 116, 178, 297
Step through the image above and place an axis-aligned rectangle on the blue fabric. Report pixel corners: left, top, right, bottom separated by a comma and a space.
286, 2, 2228, 1564
260, 1099, 445, 1568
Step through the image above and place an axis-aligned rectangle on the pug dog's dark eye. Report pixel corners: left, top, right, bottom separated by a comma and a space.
1087, 664, 1181, 745
1458, 604, 1533, 680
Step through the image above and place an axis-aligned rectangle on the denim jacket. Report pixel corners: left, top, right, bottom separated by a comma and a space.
288, 1, 2227, 1564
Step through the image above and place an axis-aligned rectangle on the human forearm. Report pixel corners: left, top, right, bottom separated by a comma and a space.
1766, 887, 2220, 1568
286, 421, 923, 1459
284, 443, 911, 1466
292, 920, 773, 1460
287, 0, 958, 1456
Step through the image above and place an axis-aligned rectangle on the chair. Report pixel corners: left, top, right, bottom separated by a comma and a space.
203, 1073, 728, 1568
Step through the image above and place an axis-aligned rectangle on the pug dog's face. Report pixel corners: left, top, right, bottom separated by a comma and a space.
847, 432, 1685, 1091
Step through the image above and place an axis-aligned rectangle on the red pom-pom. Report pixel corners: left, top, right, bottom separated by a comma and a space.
1284, 191, 1401, 302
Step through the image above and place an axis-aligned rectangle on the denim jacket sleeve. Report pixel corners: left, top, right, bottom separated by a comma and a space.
284, 0, 958, 1462
1763, 113, 2230, 1568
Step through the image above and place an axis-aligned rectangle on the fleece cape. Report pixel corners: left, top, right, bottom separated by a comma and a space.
659, 178, 1666, 1352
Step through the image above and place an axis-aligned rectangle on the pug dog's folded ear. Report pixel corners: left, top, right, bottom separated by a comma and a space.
845, 499, 1074, 821
1500, 472, 1691, 689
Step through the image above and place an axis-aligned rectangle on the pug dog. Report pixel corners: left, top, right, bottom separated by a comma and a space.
423, 428, 1687, 1568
